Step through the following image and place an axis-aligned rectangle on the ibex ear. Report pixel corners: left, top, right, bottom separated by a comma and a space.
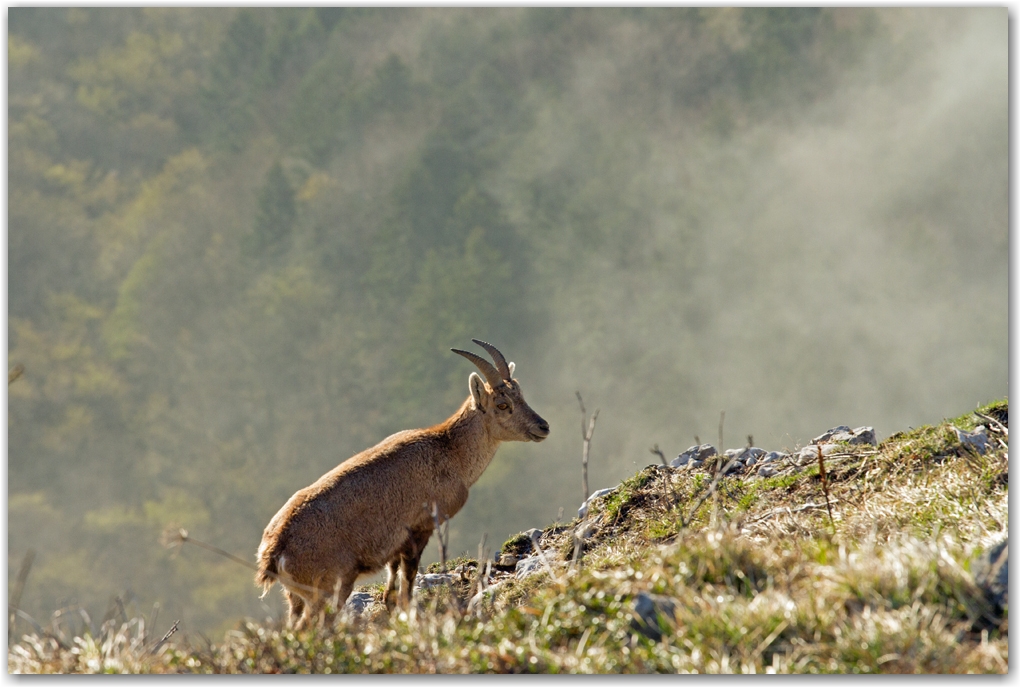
507, 361, 515, 378
468, 372, 488, 413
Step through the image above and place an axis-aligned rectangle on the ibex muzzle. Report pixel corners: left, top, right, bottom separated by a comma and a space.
256, 340, 548, 629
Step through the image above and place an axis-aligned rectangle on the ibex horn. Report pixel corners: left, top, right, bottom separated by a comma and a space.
451, 348, 506, 390
471, 339, 512, 381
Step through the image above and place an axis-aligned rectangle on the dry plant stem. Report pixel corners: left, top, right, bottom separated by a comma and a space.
149, 619, 180, 655
711, 462, 722, 527
974, 410, 1007, 437
469, 534, 489, 600
164, 528, 322, 597
529, 531, 562, 585
8, 549, 36, 643
718, 410, 725, 455
571, 527, 584, 567
576, 392, 600, 502
817, 445, 834, 530
649, 444, 668, 466
681, 456, 742, 529
168, 529, 259, 571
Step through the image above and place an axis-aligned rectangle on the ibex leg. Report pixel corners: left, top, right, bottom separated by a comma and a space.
399, 528, 434, 608
382, 559, 401, 613
283, 588, 306, 628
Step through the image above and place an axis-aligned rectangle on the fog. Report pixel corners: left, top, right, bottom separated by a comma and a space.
7, 8, 1007, 633
450, 8, 1006, 550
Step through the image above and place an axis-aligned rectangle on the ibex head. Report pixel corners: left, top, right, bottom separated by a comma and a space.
452, 339, 550, 443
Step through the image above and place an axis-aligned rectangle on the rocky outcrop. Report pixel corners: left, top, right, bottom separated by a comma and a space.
955, 426, 990, 455
811, 426, 877, 446
671, 444, 717, 469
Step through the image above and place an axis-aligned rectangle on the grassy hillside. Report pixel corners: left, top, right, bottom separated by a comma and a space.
9, 399, 1007, 673
8, 8, 1006, 635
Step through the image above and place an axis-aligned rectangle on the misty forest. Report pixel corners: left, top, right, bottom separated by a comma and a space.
8, 8, 1007, 638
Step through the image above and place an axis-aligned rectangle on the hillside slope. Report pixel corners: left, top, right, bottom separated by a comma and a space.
9, 9, 1008, 634
9, 399, 1007, 673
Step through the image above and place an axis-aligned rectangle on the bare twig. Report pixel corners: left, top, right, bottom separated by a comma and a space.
649, 444, 668, 466
161, 527, 322, 596
681, 455, 743, 529
149, 619, 180, 655
718, 410, 725, 454
529, 531, 562, 584
975, 411, 1008, 438
469, 533, 489, 601
8, 549, 36, 643
162, 527, 257, 571
572, 521, 595, 568
576, 392, 600, 502
571, 530, 583, 568
817, 445, 834, 530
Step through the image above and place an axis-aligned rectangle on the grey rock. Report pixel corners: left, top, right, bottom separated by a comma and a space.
796, 443, 839, 465
972, 537, 1008, 613
515, 556, 545, 578
687, 459, 704, 470
344, 591, 374, 614
718, 447, 767, 469
757, 465, 777, 478
839, 427, 876, 446
416, 573, 456, 590
813, 426, 876, 447
723, 461, 745, 475
577, 487, 617, 519
498, 554, 520, 566
956, 425, 989, 455
631, 592, 679, 641
724, 447, 766, 462
762, 451, 787, 464
671, 444, 717, 468
812, 426, 852, 444
699, 445, 719, 460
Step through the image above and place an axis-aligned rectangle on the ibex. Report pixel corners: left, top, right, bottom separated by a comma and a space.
255, 340, 550, 628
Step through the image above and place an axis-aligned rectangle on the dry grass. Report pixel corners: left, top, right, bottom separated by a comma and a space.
8, 400, 1008, 673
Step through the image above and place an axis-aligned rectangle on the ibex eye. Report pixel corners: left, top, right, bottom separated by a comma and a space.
497, 403, 509, 410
